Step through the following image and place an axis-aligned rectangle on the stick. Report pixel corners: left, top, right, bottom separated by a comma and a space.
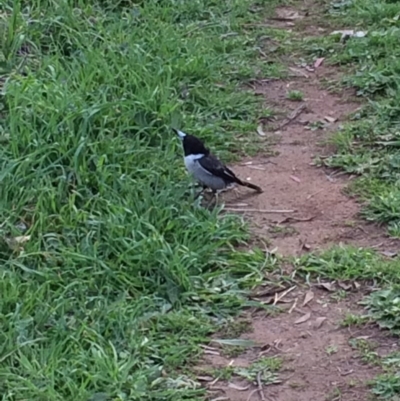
306, 189, 324, 200
274, 104, 307, 132
278, 215, 317, 224
273, 285, 296, 305
257, 372, 266, 401
246, 389, 259, 401
224, 208, 296, 213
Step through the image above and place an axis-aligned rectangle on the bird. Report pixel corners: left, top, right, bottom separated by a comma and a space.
173, 128, 262, 202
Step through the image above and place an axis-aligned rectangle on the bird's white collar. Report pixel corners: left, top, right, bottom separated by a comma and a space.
184, 153, 204, 161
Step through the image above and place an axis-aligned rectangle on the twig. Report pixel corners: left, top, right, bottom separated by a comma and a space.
306, 189, 325, 199
273, 285, 296, 305
240, 160, 277, 166
288, 298, 298, 314
224, 208, 296, 213
268, 16, 299, 21
246, 389, 259, 401
274, 104, 307, 132
257, 371, 266, 401
278, 215, 317, 224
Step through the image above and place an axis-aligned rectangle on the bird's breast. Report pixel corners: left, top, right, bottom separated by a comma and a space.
184, 154, 204, 174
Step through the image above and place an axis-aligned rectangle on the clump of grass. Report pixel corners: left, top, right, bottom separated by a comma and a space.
0, 0, 284, 399
286, 90, 304, 101
362, 286, 400, 335
371, 352, 400, 399
340, 313, 369, 328
296, 245, 400, 284
235, 357, 282, 385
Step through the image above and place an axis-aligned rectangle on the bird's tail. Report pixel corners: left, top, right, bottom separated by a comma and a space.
238, 180, 263, 193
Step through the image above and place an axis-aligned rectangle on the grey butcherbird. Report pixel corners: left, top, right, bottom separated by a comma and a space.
173, 128, 263, 201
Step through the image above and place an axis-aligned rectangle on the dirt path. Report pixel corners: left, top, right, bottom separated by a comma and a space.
199, 4, 400, 401
228, 69, 398, 257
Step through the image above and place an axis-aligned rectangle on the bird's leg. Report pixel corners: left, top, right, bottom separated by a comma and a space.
194, 185, 207, 200
205, 190, 220, 209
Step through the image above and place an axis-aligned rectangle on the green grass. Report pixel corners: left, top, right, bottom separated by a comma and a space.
0, 0, 285, 400
286, 90, 304, 101
296, 245, 400, 283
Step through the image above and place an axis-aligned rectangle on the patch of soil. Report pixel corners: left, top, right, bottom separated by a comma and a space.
224, 76, 399, 257
201, 288, 396, 401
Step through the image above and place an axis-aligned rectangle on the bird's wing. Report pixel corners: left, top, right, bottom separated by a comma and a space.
198, 154, 242, 184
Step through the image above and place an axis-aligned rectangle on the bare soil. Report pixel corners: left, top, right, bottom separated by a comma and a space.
201, 288, 398, 401
226, 72, 399, 257
198, 4, 400, 401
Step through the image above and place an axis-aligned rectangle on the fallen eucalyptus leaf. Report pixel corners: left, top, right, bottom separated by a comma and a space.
324, 116, 337, 123
197, 376, 214, 382
228, 383, 250, 391
295, 312, 311, 324
314, 57, 324, 68
338, 281, 352, 291
302, 290, 314, 306
381, 250, 398, 258
318, 282, 335, 292
314, 317, 327, 329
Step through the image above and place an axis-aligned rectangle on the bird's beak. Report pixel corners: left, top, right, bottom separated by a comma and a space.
172, 128, 186, 141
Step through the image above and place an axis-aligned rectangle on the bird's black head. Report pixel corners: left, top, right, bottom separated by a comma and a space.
173, 128, 209, 156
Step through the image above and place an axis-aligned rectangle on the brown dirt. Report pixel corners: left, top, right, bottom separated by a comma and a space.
198, 3, 400, 401
226, 75, 399, 257
201, 287, 397, 401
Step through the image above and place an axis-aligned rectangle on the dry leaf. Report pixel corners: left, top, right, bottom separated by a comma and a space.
290, 175, 301, 183
355, 335, 370, 340
331, 29, 367, 42
381, 250, 398, 258
288, 67, 309, 78
204, 350, 220, 355
257, 124, 267, 136
274, 10, 303, 20
294, 312, 311, 325
273, 285, 296, 305
314, 57, 325, 68
324, 116, 337, 123
5, 235, 32, 251
289, 298, 298, 313
228, 383, 250, 391
353, 281, 361, 290
340, 369, 354, 376
338, 281, 352, 291
14, 235, 31, 244
302, 290, 314, 306
331, 29, 354, 36
314, 317, 327, 329
197, 376, 214, 382
318, 282, 335, 292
